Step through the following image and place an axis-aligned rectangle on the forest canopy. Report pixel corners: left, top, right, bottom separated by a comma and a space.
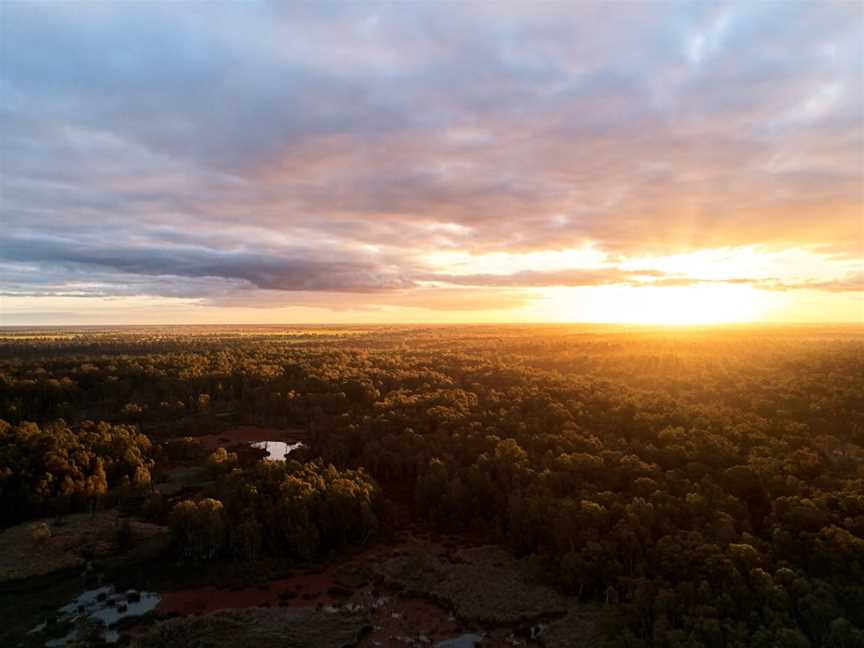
0, 324, 862, 647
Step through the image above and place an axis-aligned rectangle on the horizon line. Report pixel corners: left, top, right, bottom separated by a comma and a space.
1, 321, 862, 330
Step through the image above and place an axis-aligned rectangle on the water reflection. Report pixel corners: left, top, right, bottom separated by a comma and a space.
250, 440, 304, 460
32, 585, 160, 646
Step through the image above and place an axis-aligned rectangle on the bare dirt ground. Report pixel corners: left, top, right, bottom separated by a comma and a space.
371, 544, 609, 646
158, 568, 339, 616
139, 537, 611, 648
0, 511, 168, 584
356, 596, 463, 646
374, 545, 568, 625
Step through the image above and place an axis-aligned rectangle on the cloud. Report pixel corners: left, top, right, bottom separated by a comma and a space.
420, 268, 664, 288
420, 269, 864, 293
765, 272, 864, 293
0, 233, 413, 293
208, 286, 533, 312
1, 1, 861, 313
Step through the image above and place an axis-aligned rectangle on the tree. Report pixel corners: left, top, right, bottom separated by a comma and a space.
170, 498, 226, 561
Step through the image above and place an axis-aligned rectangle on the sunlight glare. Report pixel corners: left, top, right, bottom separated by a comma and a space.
547, 283, 779, 325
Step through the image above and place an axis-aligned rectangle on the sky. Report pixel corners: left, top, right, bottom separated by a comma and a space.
1, 1, 862, 326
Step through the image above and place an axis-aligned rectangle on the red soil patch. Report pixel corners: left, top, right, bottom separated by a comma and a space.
359, 597, 463, 646
155, 538, 522, 646
158, 586, 275, 616
158, 569, 336, 616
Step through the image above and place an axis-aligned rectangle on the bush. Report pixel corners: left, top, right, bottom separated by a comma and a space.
31, 522, 51, 544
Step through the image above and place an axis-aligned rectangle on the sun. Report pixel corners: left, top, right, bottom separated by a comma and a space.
620, 284, 772, 325
544, 283, 778, 325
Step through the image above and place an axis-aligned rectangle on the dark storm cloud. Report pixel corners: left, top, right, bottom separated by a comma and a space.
1, 234, 412, 293
1, 1, 861, 304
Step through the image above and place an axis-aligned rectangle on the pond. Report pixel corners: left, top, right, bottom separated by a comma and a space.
31, 585, 160, 646
250, 440, 304, 460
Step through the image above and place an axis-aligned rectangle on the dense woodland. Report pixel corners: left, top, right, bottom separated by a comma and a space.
170, 460, 380, 563
0, 325, 862, 647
